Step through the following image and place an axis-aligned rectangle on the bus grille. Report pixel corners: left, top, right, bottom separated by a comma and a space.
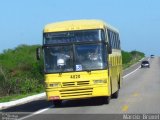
62, 81, 90, 87
60, 88, 93, 98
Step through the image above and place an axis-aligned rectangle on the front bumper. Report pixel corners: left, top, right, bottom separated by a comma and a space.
46, 85, 110, 101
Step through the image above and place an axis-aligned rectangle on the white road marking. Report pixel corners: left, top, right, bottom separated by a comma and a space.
19, 105, 54, 120
123, 57, 150, 79
123, 66, 141, 79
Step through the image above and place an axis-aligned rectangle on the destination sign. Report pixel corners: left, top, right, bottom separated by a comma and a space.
43, 29, 104, 44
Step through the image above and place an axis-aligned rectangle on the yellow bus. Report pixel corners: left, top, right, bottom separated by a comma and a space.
37, 19, 122, 106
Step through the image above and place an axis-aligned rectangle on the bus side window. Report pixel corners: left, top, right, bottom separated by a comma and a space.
107, 29, 112, 54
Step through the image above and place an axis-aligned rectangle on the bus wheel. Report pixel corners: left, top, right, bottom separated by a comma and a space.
103, 96, 111, 104
54, 100, 62, 107
112, 89, 119, 99
112, 82, 119, 99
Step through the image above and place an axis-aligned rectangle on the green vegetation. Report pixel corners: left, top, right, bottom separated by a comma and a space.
0, 45, 44, 102
0, 45, 145, 102
122, 50, 145, 69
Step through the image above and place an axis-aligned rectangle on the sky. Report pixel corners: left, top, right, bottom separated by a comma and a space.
0, 0, 160, 56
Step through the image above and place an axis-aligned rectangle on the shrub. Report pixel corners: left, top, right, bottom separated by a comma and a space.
122, 50, 145, 68
122, 50, 132, 64
0, 45, 44, 97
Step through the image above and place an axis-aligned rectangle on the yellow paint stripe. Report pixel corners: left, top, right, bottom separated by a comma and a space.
132, 92, 140, 97
122, 105, 129, 112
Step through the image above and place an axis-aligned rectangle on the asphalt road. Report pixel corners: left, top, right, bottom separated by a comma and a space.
1, 57, 160, 120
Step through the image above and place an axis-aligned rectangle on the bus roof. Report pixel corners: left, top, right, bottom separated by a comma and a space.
44, 19, 119, 33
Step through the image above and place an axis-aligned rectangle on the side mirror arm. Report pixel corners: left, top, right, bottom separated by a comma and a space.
107, 42, 112, 54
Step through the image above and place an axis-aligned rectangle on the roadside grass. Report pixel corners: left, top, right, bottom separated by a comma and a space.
122, 57, 142, 69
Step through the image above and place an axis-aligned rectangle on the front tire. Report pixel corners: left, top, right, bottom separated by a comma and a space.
102, 96, 111, 104
112, 90, 119, 99
54, 100, 62, 107
106, 96, 111, 104
112, 82, 120, 99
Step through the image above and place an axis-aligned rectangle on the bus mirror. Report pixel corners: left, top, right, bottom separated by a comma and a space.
36, 47, 41, 60
107, 42, 112, 54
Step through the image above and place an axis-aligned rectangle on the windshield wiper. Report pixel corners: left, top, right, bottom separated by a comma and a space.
58, 65, 64, 75
86, 69, 92, 74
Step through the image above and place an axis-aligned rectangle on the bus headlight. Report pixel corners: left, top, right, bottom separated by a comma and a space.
50, 83, 60, 87
93, 80, 107, 84
45, 83, 61, 88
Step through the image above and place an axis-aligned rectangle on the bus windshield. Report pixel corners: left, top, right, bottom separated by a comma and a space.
44, 44, 107, 73
44, 29, 105, 44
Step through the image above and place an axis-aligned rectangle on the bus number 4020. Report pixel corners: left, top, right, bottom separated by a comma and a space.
70, 75, 80, 79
